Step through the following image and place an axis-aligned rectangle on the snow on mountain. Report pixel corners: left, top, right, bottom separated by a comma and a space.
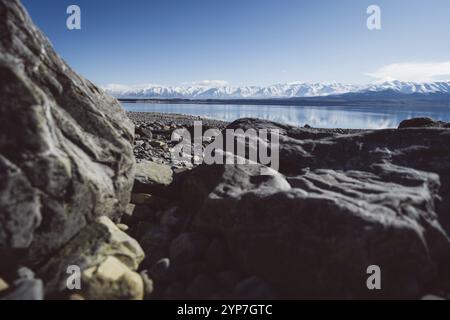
103, 81, 450, 99
363, 80, 450, 94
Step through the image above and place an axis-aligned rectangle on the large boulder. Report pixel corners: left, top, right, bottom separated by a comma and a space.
0, 0, 135, 266
180, 118, 450, 299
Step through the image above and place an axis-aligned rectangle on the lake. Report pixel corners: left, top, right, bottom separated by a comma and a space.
122, 102, 450, 129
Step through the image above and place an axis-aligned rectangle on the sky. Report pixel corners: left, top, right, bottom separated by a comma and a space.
21, 0, 450, 87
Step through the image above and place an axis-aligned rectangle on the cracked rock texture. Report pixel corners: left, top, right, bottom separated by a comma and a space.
179, 118, 450, 299
0, 0, 135, 266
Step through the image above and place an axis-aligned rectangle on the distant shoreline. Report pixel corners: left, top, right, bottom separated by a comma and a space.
118, 96, 450, 107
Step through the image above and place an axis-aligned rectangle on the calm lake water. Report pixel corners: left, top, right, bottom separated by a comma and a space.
123, 102, 450, 129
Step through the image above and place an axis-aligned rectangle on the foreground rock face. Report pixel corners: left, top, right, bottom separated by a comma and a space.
178, 118, 450, 299
38, 216, 144, 295
0, 0, 135, 266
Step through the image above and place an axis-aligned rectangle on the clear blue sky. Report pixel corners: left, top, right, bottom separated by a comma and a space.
22, 0, 450, 86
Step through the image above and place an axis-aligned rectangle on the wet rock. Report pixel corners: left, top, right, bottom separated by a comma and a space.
0, 0, 135, 264
82, 256, 143, 300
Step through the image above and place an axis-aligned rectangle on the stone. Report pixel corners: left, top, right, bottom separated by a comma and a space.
160, 207, 185, 231
124, 204, 136, 217
125, 205, 159, 225
0, 278, 8, 292
139, 225, 175, 266
421, 294, 446, 300
398, 117, 449, 129
163, 282, 185, 300
204, 239, 228, 271
140, 270, 155, 299
234, 276, 275, 300
0, 267, 44, 300
116, 224, 129, 232
148, 140, 168, 149
186, 274, 217, 299
131, 193, 154, 205
150, 258, 171, 282
178, 118, 450, 299
216, 271, 240, 291
82, 256, 144, 300
68, 293, 85, 300
135, 127, 153, 139
134, 160, 173, 194
37, 216, 145, 295
169, 233, 209, 265
0, 0, 135, 265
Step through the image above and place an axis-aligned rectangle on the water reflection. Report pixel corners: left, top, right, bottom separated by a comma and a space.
123, 103, 450, 129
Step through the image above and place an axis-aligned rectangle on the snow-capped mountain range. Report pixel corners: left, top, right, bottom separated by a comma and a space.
103, 80, 450, 99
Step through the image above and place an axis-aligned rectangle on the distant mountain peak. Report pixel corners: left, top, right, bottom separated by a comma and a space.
103, 81, 450, 99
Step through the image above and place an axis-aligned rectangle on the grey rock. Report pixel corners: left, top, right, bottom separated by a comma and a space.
0, 267, 44, 300
37, 216, 145, 295
421, 294, 446, 300
186, 274, 217, 299
134, 160, 173, 194
234, 276, 275, 300
150, 258, 171, 282
178, 118, 450, 299
140, 270, 155, 299
399, 117, 449, 129
169, 233, 209, 265
163, 281, 185, 300
204, 238, 228, 271
0, 0, 135, 264
135, 127, 153, 139
139, 225, 175, 266
160, 207, 185, 231
216, 271, 240, 291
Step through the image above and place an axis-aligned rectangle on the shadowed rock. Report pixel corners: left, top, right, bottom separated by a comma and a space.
399, 117, 450, 129
179, 118, 450, 299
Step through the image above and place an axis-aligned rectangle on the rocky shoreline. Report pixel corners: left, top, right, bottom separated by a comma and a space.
2, 0, 450, 301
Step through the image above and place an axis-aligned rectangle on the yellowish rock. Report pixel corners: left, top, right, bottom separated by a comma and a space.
0, 278, 9, 292
82, 256, 144, 300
